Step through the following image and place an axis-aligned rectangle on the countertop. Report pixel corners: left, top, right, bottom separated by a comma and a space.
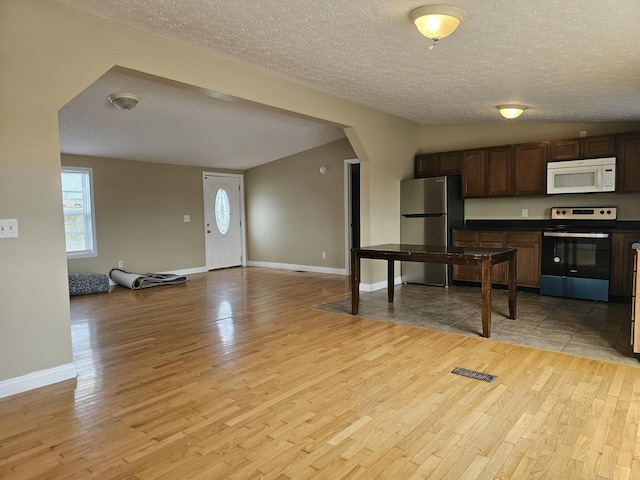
462, 220, 640, 232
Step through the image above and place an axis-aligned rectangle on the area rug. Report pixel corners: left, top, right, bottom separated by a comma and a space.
68, 272, 110, 296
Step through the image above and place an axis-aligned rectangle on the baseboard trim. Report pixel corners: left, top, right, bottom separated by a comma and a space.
359, 276, 403, 292
160, 266, 209, 276
247, 261, 346, 276
0, 363, 77, 399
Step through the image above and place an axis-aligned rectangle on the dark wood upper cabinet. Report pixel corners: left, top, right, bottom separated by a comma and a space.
583, 135, 615, 158
438, 151, 462, 175
415, 154, 438, 178
462, 149, 486, 198
514, 142, 549, 196
616, 132, 640, 193
549, 139, 580, 161
415, 151, 461, 178
486, 146, 513, 197
415, 131, 637, 198
549, 135, 615, 161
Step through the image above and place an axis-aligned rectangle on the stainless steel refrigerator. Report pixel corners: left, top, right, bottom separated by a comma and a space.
400, 176, 464, 286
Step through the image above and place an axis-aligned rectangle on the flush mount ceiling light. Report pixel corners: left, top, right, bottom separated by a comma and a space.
410, 5, 468, 48
497, 104, 528, 119
107, 93, 140, 111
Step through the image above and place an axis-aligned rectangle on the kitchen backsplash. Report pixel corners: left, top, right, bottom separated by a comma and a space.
465, 192, 640, 221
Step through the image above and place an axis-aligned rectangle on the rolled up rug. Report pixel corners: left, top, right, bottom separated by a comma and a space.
109, 268, 188, 290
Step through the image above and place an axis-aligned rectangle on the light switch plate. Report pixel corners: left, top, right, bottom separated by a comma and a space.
0, 219, 18, 238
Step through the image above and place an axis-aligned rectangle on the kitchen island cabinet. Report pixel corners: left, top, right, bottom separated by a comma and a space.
452, 230, 541, 287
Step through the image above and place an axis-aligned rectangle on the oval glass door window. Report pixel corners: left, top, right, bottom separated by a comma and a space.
215, 187, 231, 235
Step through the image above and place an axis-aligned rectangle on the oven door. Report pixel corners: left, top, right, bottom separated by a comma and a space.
541, 231, 611, 279
540, 231, 611, 301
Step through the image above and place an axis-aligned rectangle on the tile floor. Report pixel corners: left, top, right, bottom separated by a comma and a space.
318, 284, 639, 366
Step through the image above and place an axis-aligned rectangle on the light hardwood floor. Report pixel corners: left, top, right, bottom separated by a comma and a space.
1, 267, 640, 479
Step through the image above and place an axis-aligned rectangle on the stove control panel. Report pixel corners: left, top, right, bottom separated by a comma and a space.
551, 206, 617, 220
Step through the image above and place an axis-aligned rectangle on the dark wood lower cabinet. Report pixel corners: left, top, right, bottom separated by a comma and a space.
452, 230, 541, 288
610, 232, 639, 296
479, 231, 507, 283
507, 232, 541, 287
452, 230, 479, 281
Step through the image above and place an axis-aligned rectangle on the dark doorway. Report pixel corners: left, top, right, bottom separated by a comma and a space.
350, 162, 360, 249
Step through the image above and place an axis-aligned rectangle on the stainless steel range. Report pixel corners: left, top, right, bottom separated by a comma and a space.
540, 207, 616, 302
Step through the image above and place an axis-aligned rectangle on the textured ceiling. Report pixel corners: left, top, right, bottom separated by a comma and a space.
55, 0, 640, 168
59, 69, 346, 170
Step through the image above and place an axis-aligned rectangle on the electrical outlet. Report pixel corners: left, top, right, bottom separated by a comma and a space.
118, 260, 124, 268
0, 219, 18, 238
184, 215, 191, 222
322, 252, 326, 259
522, 209, 529, 218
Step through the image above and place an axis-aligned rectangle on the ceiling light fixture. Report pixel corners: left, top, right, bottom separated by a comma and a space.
107, 93, 140, 111
497, 104, 527, 119
410, 5, 468, 49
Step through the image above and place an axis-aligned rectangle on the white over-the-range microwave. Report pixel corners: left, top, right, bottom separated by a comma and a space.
547, 157, 616, 194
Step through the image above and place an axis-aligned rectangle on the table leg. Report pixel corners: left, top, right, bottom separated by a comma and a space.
387, 260, 394, 303
508, 251, 517, 320
481, 258, 492, 338
351, 249, 359, 315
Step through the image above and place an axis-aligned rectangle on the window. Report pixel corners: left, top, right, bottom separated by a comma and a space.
61, 167, 97, 258
215, 187, 230, 235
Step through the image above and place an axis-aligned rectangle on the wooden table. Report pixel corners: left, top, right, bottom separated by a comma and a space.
351, 244, 517, 338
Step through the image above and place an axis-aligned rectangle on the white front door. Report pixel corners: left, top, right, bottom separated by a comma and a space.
203, 174, 242, 270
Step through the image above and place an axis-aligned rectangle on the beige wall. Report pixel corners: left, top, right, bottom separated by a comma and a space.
418, 123, 640, 154
3, 0, 636, 391
464, 193, 640, 221
418, 122, 640, 221
245, 138, 355, 268
63, 155, 229, 275
0, 0, 419, 385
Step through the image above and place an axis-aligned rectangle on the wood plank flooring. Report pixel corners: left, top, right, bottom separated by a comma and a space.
2, 267, 640, 479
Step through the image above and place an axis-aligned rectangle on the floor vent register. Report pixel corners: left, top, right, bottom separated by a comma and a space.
451, 367, 497, 383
